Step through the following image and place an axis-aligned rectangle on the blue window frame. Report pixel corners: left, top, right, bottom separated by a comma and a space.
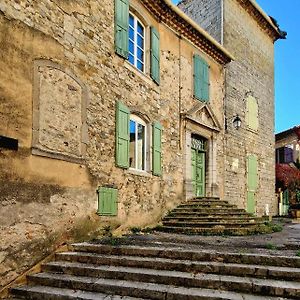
128, 13, 145, 72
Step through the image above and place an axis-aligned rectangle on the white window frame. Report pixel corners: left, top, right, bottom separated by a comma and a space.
128, 13, 145, 72
129, 115, 147, 171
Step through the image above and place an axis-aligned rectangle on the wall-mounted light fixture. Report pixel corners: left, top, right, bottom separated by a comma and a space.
233, 115, 242, 130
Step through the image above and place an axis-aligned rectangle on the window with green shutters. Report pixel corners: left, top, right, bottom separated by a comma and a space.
114, 1, 160, 83
193, 54, 209, 102
97, 187, 118, 216
115, 102, 162, 176
150, 26, 160, 84
116, 101, 130, 168
152, 122, 162, 176
115, 0, 129, 58
246, 95, 258, 131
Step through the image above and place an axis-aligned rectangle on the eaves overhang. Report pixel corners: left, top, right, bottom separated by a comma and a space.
142, 0, 234, 65
238, 0, 286, 41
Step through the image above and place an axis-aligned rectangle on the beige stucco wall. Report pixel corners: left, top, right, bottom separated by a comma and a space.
0, 0, 225, 287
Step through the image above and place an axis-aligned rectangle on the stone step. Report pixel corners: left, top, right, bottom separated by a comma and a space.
178, 201, 237, 208
11, 285, 148, 300
171, 208, 247, 214
163, 216, 259, 221
161, 221, 262, 228
71, 243, 300, 268
25, 272, 297, 300
45, 256, 300, 282
166, 211, 251, 217
157, 225, 260, 235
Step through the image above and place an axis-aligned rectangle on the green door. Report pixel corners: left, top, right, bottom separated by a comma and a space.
192, 148, 205, 197
247, 155, 258, 214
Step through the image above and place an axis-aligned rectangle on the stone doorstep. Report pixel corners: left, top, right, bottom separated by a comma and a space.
15, 273, 296, 300
11, 285, 149, 300
43, 258, 300, 282
71, 243, 300, 268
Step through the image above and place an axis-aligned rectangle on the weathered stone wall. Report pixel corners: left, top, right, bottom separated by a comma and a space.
223, 0, 276, 216
178, 0, 222, 44
179, 0, 277, 216
0, 0, 225, 288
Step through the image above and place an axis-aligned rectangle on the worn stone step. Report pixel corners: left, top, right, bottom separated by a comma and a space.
25, 273, 295, 300
177, 203, 235, 208
45, 258, 300, 282
161, 221, 261, 228
157, 225, 260, 235
171, 208, 247, 214
71, 243, 300, 268
163, 216, 259, 222
11, 285, 148, 299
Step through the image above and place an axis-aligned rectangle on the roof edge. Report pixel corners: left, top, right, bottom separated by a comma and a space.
163, 0, 235, 61
142, 0, 234, 64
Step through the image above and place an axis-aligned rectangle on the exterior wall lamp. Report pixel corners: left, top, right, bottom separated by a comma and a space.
233, 115, 242, 130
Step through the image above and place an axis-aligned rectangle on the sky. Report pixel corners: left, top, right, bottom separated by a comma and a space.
172, 0, 300, 133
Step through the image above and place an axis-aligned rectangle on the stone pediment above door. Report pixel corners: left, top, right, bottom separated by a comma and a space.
182, 103, 222, 132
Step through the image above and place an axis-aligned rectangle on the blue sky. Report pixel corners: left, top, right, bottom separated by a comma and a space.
172, 0, 299, 133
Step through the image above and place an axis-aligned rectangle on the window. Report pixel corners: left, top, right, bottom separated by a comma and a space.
114, 0, 160, 83
128, 14, 145, 72
115, 101, 162, 175
129, 115, 146, 170
193, 54, 209, 102
246, 95, 258, 131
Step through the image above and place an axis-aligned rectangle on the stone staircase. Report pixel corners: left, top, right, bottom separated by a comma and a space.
9, 241, 300, 299
159, 197, 268, 235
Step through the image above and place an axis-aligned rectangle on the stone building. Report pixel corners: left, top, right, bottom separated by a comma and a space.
178, 0, 285, 215
276, 126, 300, 164
0, 0, 234, 287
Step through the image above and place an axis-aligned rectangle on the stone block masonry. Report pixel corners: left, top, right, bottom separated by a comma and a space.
0, 0, 227, 288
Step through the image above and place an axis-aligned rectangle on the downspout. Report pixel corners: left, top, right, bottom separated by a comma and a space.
221, 0, 224, 45
178, 34, 182, 150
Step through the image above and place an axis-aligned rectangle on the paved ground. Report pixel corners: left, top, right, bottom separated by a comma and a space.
96, 218, 300, 257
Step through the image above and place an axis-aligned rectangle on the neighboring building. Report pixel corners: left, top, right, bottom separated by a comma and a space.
178, 0, 285, 215
0, 0, 232, 287
275, 126, 300, 215
276, 126, 300, 164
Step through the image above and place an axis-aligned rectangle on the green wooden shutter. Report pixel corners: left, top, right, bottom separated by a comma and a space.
193, 54, 209, 102
153, 122, 162, 176
247, 155, 258, 214
247, 96, 258, 131
247, 155, 258, 191
115, 0, 129, 58
97, 187, 118, 216
116, 101, 130, 168
150, 26, 160, 84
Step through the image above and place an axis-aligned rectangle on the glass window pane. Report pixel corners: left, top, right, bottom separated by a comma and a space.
129, 27, 134, 41
137, 48, 144, 61
129, 53, 134, 64
129, 41, 134, 55
129, 120, 136, 168
129, 14, 134, 27
137, 61, 144, 72
137, 22, 144, 36
137, 123, 145, 170
137, 35, 144, 49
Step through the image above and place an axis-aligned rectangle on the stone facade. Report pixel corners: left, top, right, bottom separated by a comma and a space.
0, 0, 230, 288
179, 0, 283, 216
